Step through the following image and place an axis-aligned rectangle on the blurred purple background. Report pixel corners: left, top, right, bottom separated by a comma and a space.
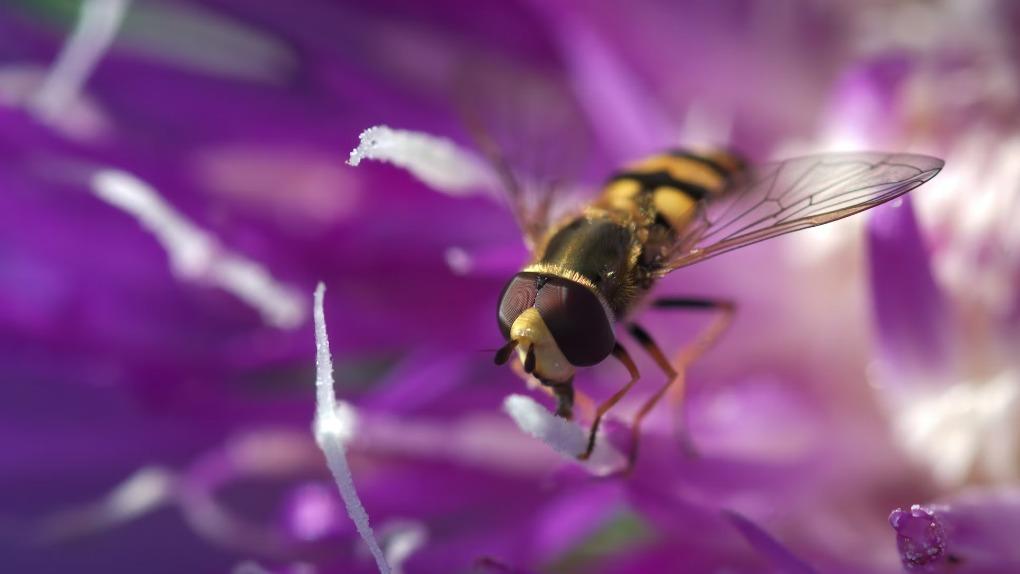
2, 1, 1020, 573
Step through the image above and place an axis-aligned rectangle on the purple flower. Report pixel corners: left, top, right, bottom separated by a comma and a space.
890, 492, 1020, 573
2, 1, 1019, 573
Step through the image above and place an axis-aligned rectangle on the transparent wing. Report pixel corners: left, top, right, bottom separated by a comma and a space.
663, 152, 944, 270
454, 63, 596, 251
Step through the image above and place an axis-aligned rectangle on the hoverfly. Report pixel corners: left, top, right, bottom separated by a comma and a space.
490, 146, 943, 463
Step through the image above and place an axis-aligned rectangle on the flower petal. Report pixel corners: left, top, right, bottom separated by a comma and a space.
723, 510, 819, 574
867, 195, 953, 384
528, 3, 674, 161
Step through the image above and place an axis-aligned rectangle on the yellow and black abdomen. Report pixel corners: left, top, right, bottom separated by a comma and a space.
596, 149, 745, 231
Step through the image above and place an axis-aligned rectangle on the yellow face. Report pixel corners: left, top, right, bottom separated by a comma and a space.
509, 308, 575, 383
496, 270, 617, 383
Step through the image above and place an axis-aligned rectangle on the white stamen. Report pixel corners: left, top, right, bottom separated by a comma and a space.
29, 0, 130, 121
90, 169, 305, 329
503, 394, 626, 476
313, 284, 391, 574
504, 395, 585, 455
347, 125, 497, 195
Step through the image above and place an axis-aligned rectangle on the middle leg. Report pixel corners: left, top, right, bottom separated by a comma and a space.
510, 360, 595, 421
627, 297, 735, 463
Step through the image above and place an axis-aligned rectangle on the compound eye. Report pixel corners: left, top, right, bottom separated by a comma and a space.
535, 278, 615, 366
497, 273, 538, 338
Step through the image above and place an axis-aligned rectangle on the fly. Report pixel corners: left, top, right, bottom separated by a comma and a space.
491, 148, 944, 465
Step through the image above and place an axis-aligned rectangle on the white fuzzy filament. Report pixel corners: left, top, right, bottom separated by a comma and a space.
347, 125, 498, 195
313, 283, 391, 574
90, 169, 306, 328
503, 394, 626, 476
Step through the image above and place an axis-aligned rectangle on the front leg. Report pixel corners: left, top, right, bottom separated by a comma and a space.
552, 381, 575, 420
578, 343, 640, 460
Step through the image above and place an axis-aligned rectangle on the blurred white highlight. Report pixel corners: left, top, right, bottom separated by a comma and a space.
232, 562, 316, 574
113, 1, 297, 84
444, 246, 473, 275
232, 562, 273, 574
37, 466, 175, 542
884, 133, 1020, 487
379, 521, 428, 574
891, 371, 1020, 487
90, 169, 306, 328
0, 66, 110, 140
313, 283, 391, 574
503, 394, 626, 476
679, 101, 734, 149
102, 466, 174, 518
919, 132, 1020, 315
29, 0, 130, 121
347, 125, 497, 195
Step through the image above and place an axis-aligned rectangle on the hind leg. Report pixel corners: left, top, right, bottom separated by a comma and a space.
627, 298, 735, 465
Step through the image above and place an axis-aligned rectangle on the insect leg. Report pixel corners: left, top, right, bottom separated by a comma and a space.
578, 343, 639, 461
552, 382, 575, 420
627, 298, 735, 465
509, 360, 595, 421
651, 298, 735, 377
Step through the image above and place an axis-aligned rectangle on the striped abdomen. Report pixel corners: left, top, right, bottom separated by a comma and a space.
596, 149, 746, 231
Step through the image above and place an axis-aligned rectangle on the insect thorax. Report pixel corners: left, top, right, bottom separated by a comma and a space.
528, 211, 643, 317
527, 149, 746, 318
